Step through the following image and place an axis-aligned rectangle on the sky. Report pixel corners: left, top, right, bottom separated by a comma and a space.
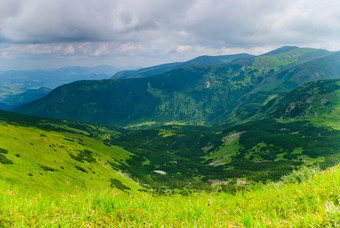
1, 0, 340, 71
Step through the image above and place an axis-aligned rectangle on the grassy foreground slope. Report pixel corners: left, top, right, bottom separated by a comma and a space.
1, 165, 339, 227
0, 110, 140, 191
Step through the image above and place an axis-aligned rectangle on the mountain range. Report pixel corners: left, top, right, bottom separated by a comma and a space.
0, 87, 52, 110
13, 47, 339, 128
1, 46, 339, 191
112, 53, 254, 79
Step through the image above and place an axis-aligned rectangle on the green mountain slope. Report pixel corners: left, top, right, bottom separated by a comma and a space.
0, 110, 140, 191
14, 48, 338, 128
113, 53, 253, 79
216, 50, 340, 127
209, 79, 340, 168
15, 64, 257, 126
271, 80, 340, 122
260, 45, 298, 56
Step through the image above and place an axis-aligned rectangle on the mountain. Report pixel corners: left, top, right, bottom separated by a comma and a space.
112, 53, 253, 79
14, 47, 338, 128
261, 46, 298, 56
271, 79, 340, 120
2, 87, 51, 107
0, 65, 119, 103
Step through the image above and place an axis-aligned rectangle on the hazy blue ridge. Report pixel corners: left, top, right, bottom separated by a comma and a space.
112, 53, 254, 79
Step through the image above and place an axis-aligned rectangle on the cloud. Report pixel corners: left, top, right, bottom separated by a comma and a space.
2, 0, 340, 47
0, 0, 194, 43
1, 0, 340, 70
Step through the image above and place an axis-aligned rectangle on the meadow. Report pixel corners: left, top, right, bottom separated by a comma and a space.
1, 165, 339, 227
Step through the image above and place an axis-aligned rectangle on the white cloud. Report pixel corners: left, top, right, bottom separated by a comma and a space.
176, 45, 192, 53
64, 45, 75, 55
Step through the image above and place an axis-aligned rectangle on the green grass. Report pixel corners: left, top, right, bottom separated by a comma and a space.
203, 132, 242, 166
0, 120, 140, 192
127, 121, 157, 129
0, 165, 339, 227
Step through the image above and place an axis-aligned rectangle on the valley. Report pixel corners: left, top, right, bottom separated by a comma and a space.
1, 46, 340, 226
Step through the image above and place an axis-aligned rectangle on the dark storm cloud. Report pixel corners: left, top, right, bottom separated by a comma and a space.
2, 0, 340, 47
1, 0, 340, 70
0, 0, 195, 43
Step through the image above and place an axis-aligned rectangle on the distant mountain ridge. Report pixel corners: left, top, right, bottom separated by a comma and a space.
0, 65, 119, 105
112, 53, 254, 79
261, 46, 298, 56
13, 47, 339, 128
0, 102, 11, 110
2, 87, 51, 107
112, 46, 301, 79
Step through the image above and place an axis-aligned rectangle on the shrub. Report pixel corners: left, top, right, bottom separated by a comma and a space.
0, 154, 13, 164
75, 165, 87, 173
0, 148, 8, 154
281, 165, 320, 184
69, 150, 96, 163
40, 165, 56, 172
110, 178, 131, 191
